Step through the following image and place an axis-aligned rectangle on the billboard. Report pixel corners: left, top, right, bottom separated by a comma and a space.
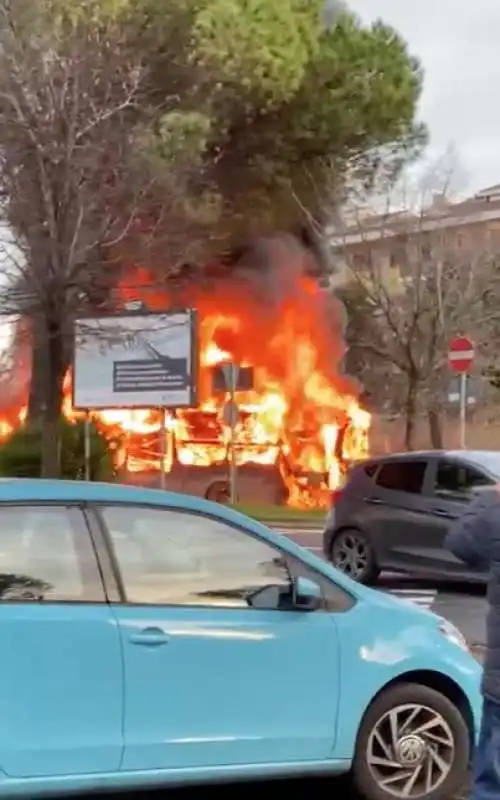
73, 310, 197, 409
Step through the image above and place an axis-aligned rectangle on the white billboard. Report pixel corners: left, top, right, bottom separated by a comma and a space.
73, 310, 197, 409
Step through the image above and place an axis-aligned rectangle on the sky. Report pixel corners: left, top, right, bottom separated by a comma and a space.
349, 0, 500, 195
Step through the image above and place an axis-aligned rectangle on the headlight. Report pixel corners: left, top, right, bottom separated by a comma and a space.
439, 618, 469, 652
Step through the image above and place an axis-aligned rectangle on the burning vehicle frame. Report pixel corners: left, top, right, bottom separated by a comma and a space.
113, 402, 363, 508
0, 233, 371, 507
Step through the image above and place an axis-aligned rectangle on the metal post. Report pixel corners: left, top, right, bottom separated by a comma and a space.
229, 363, 237, 504
459, 372, 467, 449
159, 408, 166, 490
84, 412, 91, 481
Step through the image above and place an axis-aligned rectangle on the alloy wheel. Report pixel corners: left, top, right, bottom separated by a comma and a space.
331, 531, 369, 579
366, 702, 455, 798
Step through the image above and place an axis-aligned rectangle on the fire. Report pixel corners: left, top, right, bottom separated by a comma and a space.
0, 239, 371, 507
87, 252, 370, 507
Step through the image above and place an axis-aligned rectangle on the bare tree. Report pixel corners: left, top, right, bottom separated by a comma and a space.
0, 0, 206, 475
330, 172, 500, 449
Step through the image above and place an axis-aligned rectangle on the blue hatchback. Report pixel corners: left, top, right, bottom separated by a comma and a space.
0, 479, 481, 799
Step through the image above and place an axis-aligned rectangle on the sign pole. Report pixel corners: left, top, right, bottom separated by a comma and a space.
159, 408, 166, 490
459, 373, 467, 449
229, 363, 237, 505
448, 335, 474, 451
84, 412, 91, 481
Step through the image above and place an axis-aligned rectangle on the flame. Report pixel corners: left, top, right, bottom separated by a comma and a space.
0, 254, 371, 508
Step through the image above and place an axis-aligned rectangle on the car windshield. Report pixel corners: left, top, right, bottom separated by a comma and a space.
465, 451, 500, 478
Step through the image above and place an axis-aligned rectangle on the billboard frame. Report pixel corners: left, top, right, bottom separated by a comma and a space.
72, 308, 199, 411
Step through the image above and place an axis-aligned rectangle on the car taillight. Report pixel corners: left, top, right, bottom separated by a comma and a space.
330, 488, 344, 506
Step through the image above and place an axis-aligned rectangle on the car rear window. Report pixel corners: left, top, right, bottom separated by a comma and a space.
464, 451, 500, 478
375, 460, 427, 494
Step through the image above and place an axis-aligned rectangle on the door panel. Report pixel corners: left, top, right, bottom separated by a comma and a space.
421, 458, 494, 576
421, 506, 489, 577
365, 459, 436, 571
418, 495, 466, 570
0, 505, 123, 778
115, 605, 340, 770
0, 604, 123, 777
383, 495, 466, 574
98, 503, 340, 771
370, 498, 439, 571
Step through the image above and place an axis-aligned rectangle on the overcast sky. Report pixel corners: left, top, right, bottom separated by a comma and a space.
350, 0, 500, 194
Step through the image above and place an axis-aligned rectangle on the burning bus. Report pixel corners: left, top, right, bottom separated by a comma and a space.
0, 234, 371, 508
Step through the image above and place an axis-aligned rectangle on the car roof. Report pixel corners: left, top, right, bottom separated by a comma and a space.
446, 449, 500, 461
357, 451, 444, 467
365, 449, 500, 464
0, 480, 445, 613
0, 478, 236, 517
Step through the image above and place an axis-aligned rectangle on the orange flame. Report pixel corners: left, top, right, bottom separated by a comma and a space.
89, 265, 369, 507
0, 257, 371, 508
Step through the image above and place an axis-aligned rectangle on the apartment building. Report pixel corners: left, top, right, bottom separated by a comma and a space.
327, 183, 500, 290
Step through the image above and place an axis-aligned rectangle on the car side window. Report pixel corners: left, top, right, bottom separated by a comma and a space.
0, 505, 103, 602
375, 460, 427, 494
100, 505, 293, 609
434, 460, 493, 500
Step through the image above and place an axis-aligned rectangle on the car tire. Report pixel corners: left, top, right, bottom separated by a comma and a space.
352, 682, 470, 800
329, 527, 380, 584
204, 480, 230, 504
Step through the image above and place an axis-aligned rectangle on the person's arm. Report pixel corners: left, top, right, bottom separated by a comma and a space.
444, 491, 498, 570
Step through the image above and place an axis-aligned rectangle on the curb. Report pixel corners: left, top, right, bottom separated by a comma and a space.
259, 520, 324, 529
274, 527, 323, 535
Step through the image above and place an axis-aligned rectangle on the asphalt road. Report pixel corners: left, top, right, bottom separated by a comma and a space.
87, 775, 365, 800
278, 527, 488, 648
91, 773, 468, 800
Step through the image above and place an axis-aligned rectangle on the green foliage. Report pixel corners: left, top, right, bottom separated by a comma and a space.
113, 0, 426, 236
0, 419, 117, 481
142, 111, 212, 169
193, 2, 425, 231
4, 0, 427, 249
5, 0, 130, 44
232, 503, 325, 522
193, 0, 321, 103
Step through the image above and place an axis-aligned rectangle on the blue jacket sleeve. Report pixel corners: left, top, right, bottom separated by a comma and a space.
444, 491, 500, 571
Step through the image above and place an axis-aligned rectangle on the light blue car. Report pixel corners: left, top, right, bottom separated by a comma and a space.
0, 479, 481, 799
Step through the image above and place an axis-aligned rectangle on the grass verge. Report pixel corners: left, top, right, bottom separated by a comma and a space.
231, 504, 325, 523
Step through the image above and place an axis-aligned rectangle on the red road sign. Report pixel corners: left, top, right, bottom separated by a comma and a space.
448, 336, 474, 373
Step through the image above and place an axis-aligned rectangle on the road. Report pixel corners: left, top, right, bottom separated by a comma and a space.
89, 775, 366, 800
278, 526, 487, 649
93, 773, 468, 800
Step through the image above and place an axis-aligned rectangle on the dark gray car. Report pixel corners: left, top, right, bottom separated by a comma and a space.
323, 449, 500, 584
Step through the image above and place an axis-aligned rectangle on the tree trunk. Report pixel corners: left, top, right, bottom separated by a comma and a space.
404, 371, 418, 450
27, 310, 69, 478
27, 315, 49, 420
428, 407, 443, 449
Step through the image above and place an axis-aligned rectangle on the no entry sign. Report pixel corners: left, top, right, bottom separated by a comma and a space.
448, 336, 474, 373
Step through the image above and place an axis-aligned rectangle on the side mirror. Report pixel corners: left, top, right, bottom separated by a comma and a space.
292, 576, 322, 611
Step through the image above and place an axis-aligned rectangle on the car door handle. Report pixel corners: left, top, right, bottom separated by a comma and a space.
431, 507, 452, 517
364, 496, 383, 504
128, 627, 170, 647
